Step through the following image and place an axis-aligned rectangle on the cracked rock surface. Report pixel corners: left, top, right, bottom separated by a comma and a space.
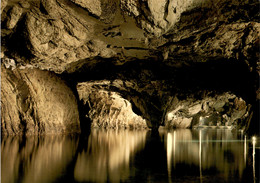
77, 82, 147, 129
1, 0, 259, 134
1, 66, 80, 135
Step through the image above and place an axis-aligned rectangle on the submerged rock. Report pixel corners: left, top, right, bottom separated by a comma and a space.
1, 66, 80, 135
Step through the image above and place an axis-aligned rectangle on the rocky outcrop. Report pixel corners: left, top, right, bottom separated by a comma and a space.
2, 0, 259, 67
121, 0, 205, 36
160, 22, 260, 71
1, 64, 80, 135
164, 93, 248, 129
6, 4, 23, 29
74, 76, 250, 130
1, 0, 259, 134
77, 82, 147, 129
71, 0, 117, 23
63, 57, 255, 130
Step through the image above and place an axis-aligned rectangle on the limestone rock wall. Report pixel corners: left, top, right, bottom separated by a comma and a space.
77, 82, 147, 129
2, 0, 258, 72
1, 0, 259, 134
164, 93, 248, 129
1, 65, 80, 135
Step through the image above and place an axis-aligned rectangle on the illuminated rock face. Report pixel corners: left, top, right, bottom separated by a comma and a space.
1, 66, 80, 135
164, 93, 248, 129
1, 0, 259, 133
77, 82, 147, 129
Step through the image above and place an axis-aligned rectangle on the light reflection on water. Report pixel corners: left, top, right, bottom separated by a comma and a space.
1, 129, 259, 183
164, 129, 259, 182
1, 135, 79, 183
74, 130, 147, 183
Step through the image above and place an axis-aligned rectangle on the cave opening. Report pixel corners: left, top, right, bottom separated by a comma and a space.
61, 57, 258, 134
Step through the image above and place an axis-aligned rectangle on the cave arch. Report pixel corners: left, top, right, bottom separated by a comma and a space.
62, 57, 258, 133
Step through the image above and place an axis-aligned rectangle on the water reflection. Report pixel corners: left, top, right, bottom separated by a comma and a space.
1, 129, 259, 183
244, 135, 247, 164
1, 135, 78, 183
74, 130, 147, 183
163, 129, 259, 182
252, 136, 257, 183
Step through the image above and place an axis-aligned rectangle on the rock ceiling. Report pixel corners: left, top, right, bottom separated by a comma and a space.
1, 0, 259, 135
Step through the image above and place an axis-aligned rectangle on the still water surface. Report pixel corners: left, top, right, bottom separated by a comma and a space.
1, 129, 259, 183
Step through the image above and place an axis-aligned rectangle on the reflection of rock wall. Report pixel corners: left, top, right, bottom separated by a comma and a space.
164, 129, 247, 180
164, 93, 248, 129
74, 130, 147, 183
1, 135, 78, 183
77, 82, 147, 129
1, 66, 80, 135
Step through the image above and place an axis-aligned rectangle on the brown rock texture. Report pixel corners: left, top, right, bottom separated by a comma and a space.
1, 0, 259, 134
1, 0, 259, 71
1, 65, 80, 135
77, 82, 147, 129
6, 4, 23, 29
71, 0, 117, 23
164, 93, 248, 129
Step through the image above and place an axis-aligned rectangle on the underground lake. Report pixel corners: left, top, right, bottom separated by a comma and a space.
1, 0, 259, 183
1, 128, 259, 183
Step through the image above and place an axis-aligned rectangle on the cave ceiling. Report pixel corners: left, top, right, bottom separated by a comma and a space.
1, 0, 259, 134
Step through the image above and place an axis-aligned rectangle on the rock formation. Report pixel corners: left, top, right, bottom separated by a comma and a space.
1, 0, 259, 135
1, 64, 80, 135
77, 81, 147, 129
164, 93, 248, 128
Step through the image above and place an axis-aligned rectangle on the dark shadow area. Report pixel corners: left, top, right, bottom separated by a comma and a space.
131, 130, 168, 182
63, 57, 256, 102
62, 57, 259, 135
62, 76, 92, 134
3, 15, 35, 62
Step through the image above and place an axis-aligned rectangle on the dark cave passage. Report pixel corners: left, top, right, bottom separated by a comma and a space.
61, 57, 259, 134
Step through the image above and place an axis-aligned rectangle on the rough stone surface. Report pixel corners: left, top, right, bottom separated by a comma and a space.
72, 0, 102, 16
164, 93, 248, 129
1, 65, 80, 135
6, 5, 23, 29
62, 55, 256, 130
77, 82, 147, 129
1, 0, 259, 133
1, 0, 8, 14
70, 0, 117, 23
161, 22, 260, 71
1, 0, 258, 72
122, 0, 203, 36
